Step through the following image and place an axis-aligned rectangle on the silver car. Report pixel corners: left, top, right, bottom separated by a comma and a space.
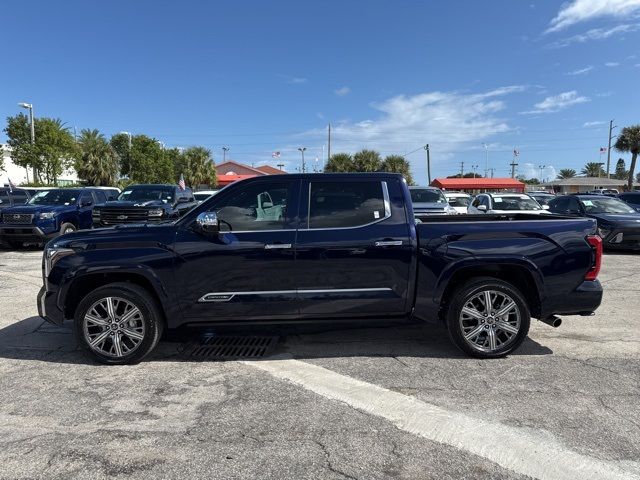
409, 186, 458, 216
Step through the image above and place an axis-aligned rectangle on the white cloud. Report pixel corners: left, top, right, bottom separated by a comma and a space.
566, 65, 594, 75
546, 0, 640, 33
604, 61, 620, 66
548, 23, 640, 47
519, 163, 557, 182
584, 120, 606, 126
279, 74, 308, 84
334, 86, 351, 96
521, 91, 590, 114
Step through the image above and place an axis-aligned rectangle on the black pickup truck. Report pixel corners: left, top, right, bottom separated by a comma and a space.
38, 173, 603, 364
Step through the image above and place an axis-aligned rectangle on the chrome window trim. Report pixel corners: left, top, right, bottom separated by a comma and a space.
305, 180, 391, 231
198, 287, 392, 303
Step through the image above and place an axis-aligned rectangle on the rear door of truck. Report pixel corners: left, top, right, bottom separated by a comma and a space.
294, 176, 413, 317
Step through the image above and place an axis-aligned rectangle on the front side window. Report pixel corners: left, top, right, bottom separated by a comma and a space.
214, 182, 290, 231
308, 181, 387, 229
28, 190, 79, 206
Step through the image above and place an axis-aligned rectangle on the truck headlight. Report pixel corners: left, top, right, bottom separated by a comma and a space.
148, 208, 164, 217
44, 247, 75, 278
39, 212, 56, 220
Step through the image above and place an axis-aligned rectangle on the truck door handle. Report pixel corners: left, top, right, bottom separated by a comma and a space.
374, 240, 403, 247
264, 243, 292, 250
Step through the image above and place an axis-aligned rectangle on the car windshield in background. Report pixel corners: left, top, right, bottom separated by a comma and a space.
447, 196, 470, 207
194, 192, 213, 201
27, 190, 79, 206
493, 196, 541, 211
410, 189, 446, 203
119, 186, 174, 202
580, 197, 636, 214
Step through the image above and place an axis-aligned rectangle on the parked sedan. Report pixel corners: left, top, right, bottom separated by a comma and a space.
618, 192, 640, 212
468, 193, 549, 214
548, 194, 640, 250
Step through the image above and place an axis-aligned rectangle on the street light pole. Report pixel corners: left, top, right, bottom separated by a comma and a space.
606, 120, 617, 179
482, 143, 489, 178
222, 147, 229, 162
18, 103, 35, 182
298, 147, 307, 173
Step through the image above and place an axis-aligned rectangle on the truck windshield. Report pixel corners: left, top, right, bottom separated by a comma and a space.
492, 196, 541, 211
410, 189, 446, 203
119, 186, 174, 202
580, 198, 635, 214
28, 190, 79, 206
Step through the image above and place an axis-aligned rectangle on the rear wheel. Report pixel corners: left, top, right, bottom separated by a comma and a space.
445, 277, 530, 358
60, 222, 76, 235
74, 283, 164, 364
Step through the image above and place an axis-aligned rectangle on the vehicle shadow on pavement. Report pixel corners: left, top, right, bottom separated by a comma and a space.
0, 316, 553, 365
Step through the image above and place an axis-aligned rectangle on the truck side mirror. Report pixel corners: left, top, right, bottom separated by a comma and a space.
477, 205, 487, 212
196, 211, 219, 235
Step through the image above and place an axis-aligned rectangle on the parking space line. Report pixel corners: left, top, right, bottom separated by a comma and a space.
243, 357, 639, 480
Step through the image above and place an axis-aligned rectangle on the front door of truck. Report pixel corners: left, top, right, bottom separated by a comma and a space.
294, 177, 413, 318
173, 179, 300, 320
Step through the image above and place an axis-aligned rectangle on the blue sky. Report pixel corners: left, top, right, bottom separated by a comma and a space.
1, 0, 639, 182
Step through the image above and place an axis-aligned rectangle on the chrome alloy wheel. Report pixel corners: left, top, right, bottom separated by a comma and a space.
83, 296, 146, 358
459, 289, 521, 353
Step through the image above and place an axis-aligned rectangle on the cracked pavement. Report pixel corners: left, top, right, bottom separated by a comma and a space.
0, 246, 638, 479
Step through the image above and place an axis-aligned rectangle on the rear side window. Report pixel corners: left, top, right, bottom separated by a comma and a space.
93, 190, 107, 203
308, 181, 388, 229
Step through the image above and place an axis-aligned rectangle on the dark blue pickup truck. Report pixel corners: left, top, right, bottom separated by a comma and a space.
0, 188, 108, 248
37, 173, 603, 364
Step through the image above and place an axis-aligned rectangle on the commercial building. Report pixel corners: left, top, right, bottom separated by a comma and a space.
541, 177, 640, 194
215, 160, 285, 187
0, 144, 79, 187
430, 177, 525, 193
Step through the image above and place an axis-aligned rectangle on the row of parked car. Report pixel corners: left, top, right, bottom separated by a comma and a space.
0, 184, 218, 248
409, 186, 640, 251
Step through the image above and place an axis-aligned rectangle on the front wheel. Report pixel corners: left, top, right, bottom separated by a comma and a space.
74, 283, 164, 364
445, 277, 530, 359
60, 222, 76, 235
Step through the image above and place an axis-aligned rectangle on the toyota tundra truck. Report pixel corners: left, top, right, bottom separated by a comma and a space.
37, 173, 603, 364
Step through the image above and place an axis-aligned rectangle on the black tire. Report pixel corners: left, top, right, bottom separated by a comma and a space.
445, 277, 530, 359
60, 222, 76, 235
74, 282, 165, 364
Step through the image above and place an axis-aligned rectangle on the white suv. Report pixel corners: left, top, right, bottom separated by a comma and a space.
468, 193, 550, 214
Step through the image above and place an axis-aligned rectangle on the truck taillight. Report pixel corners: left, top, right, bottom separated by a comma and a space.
585, 235, 602, 281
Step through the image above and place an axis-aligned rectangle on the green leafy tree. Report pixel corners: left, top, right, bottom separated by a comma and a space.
380, 155, 414, 185
324, 153, 354, 172
0, 144, 5, 173
74, 129, 119, 185
352, 149, 382, 172
173, 146, 217, 187
123, 135, 174, 183
557, 168, 576, 179
581, 162, 605, 178
5, 114, 76, 184
109, 133, 132, 176
613, 158, 628, 180
615, 125, 640, 191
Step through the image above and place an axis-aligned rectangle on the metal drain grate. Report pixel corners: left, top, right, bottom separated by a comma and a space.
183, 335, 279, 360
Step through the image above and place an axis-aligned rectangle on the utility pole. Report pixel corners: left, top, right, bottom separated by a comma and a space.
277, 163, 284, 171
472, 164, 478, 178
510, 161, 518, 178
538, 165, 546, 182
424, 144, 431, 184
482, 143, 489, 177
606, 119, 617, 179
327, 124, 331, 163
298, 147, 307, 173
459, 161, 465, 178
488, 168, 495, 178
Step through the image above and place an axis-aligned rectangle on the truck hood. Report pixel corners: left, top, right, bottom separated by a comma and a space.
588, 212, 640, 227
1, 204, 72, 216
412, 202, 449, 211
98, 200, 168, 208
48, 223, 177, 249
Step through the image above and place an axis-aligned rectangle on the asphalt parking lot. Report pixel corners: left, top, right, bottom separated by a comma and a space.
0, 246, 638, 480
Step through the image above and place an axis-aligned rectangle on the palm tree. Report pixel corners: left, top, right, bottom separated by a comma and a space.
324, 153, 354, 172
75, 129, 119, 185
175, 147, 216, 187
352, 149, 382, 172
581, 162, 605, 178
615, 125, 640, 190
557, 168, 576, 179
381, 154, 414, 185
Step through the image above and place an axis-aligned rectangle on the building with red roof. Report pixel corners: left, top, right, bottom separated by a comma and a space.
430, 177, 525, 193
215, 160, 286, 187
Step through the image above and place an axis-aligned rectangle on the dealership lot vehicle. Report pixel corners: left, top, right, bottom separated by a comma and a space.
443, 192, 471, 214
39, 173, 602, 364
0, 187, 31, 212
0, 187, 107, 248
528, 191, 556, 206
93, 186, 121, 201
618, 192, 640, 212
468, 193, 550, 214
409, 186, 457, 215
194, 189, 219, 203
548, 194, 640, 250
0, 246, 638, 480
92, 184, 198, 227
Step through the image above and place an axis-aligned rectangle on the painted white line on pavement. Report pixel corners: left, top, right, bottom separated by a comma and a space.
243, 357, 639, 480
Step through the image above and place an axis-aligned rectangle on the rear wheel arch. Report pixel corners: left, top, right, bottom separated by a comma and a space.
439, 264, 542, 320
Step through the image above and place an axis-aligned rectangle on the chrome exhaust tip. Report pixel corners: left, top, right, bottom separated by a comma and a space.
539, 316, 562, 328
